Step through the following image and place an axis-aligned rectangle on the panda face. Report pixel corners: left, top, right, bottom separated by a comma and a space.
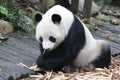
35, 14, 66, 51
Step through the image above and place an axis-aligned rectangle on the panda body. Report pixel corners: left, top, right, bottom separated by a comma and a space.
35, 5, 111, 71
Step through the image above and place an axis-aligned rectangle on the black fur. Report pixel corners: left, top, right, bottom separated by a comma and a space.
92, 44, 111, 68
39, 43, 44, 55
52, 14, 61, 24
35, 14, 42, 22
54, 0, 71, 9
37, 15, 86, 71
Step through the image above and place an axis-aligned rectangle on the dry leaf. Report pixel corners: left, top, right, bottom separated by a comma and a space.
105, 34, 113, 39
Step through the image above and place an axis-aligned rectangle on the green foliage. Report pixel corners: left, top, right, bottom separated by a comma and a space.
96, 14, 112, 22
0, 1, 32, 32
7, 9, 31, 32
0, 0, 8, 18
104, 0, 112, 4
95, 0, 120, 6
96, 0, 112, 6
86, 24, 94, 31
0, 6, 8, 16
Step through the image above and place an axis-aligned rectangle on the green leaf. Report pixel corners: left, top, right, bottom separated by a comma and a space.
86, 24, 94, 31
96, 14, 112, 22
0, 6, 8, 16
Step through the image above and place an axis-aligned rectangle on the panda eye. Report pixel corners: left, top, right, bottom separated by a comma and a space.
39, 37, 43, 43
49, 36, 56, 43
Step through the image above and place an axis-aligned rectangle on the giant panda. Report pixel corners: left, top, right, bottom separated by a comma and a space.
35, 5, 111, 71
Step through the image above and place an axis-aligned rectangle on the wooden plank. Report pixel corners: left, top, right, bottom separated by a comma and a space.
0, 33, 40, 79
96, 24, 120, 44
8, 33, 39, 50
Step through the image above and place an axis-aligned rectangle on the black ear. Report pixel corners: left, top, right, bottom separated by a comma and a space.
35, 13, 42, 22
52, 14, 61, 24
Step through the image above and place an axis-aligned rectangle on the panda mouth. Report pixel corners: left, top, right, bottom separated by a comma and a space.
43, 49, 51, 55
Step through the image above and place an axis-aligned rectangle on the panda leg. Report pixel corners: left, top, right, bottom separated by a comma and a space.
92, 44, 111, 68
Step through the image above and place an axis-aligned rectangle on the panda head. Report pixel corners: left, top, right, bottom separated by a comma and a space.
35, 13, 66, 51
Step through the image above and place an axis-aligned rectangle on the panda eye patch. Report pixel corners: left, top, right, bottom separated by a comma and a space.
49, 36, 56, 42
39, 37, 43, 43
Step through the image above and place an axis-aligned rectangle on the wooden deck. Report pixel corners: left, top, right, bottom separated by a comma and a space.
0, 24, 120, 80
0, 32, 40, 80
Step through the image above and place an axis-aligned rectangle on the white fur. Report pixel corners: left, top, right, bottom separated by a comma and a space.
73, 22, 106, 67
36, 5, 74, 50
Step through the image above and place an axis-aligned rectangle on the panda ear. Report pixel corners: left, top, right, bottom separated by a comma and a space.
35, 13, 42, 22
52, 14, 61, 24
